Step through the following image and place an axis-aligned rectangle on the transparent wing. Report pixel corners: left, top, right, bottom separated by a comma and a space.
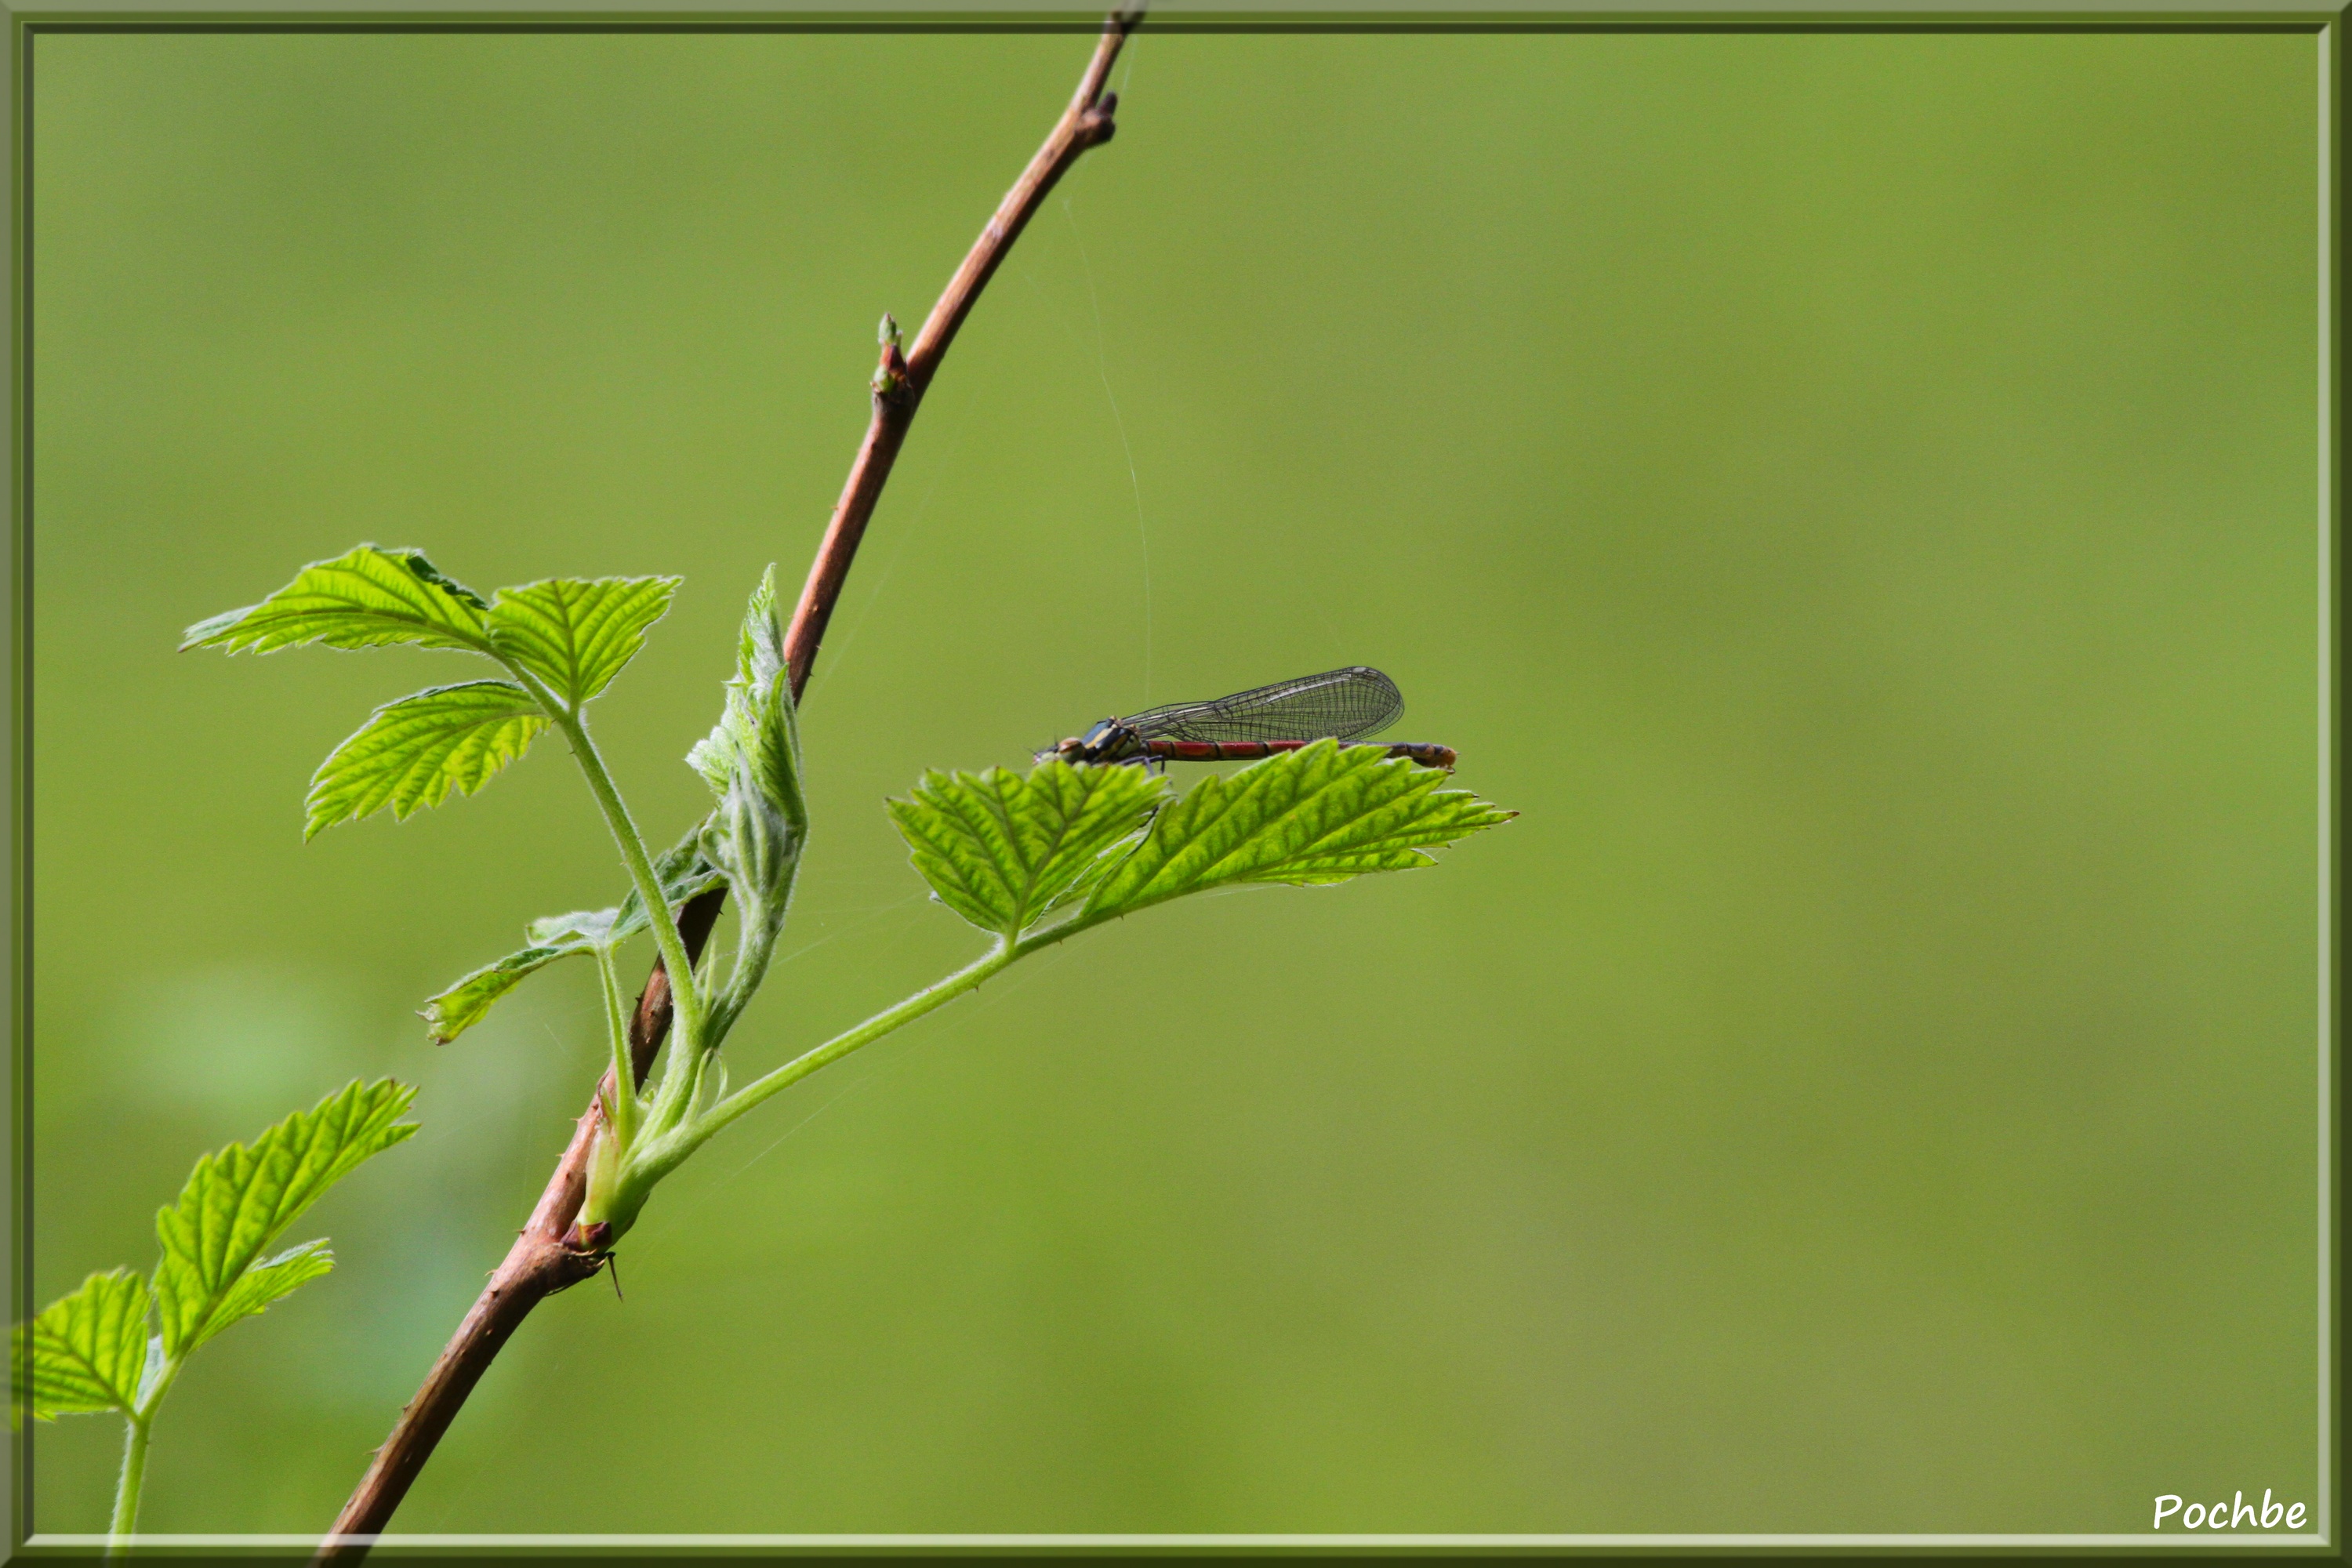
1122, 666, 1403, 743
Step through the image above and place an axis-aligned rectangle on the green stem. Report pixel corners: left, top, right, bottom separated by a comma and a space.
1009, 909, 1111, 959
538, 701, 702, 1047
110, 1352, 184, 1552
594, 946, 639, 1147
688, 942, 1014, 1152
643, 1031, 709, 1143
107, 1415, 152, 1552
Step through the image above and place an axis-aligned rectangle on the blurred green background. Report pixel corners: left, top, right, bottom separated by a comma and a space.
25, 24, 2321, 1537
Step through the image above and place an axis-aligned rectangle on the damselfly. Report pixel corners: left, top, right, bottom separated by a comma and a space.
1040, 666, 1457, 771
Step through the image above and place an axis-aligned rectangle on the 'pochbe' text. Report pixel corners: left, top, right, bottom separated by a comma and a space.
2153, 1491, 2306, 1530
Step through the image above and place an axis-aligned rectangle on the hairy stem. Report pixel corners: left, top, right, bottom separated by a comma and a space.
595, 946, 638, 1148
314, 16, 1140, 1559
109, 1352, 185, 1552
107, 1415, 152, 1552
552, 709, 703, 1046
693, 942, 1013, 1147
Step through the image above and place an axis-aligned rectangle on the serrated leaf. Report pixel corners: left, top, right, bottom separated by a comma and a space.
207, 1240, 333, 1330
1083, 741, 1514, 922
421, 826, 723, 1044
303, 681, 549, 839
419, 942, 583, 1044
12, 1270, 151, 1422
890, 760, 1170, 938
180, 545, 492, 656
486, 575, 681, 710
152, 1080, 417, 1358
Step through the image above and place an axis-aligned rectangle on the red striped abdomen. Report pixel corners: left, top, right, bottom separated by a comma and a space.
1144, 739, 1456, 771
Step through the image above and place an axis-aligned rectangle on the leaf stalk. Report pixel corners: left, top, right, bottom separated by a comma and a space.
107, 1338, 187, 1553
594, 946, 641, 1149
534, 694, 705, 1051
108, 1415, 152, 1552
694, 942, 1014, 1146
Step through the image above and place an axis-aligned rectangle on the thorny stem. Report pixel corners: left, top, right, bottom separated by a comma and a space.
781, 5, 1138, 699
314, 14, 1141, 1559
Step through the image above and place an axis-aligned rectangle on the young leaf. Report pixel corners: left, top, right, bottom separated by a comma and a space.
485, 576, 681, 710
687, 568, 808, 1040
151, 1080, 418, 1359
687, 567, 805, 840
420, 828, 724, 1044
180, 545, 492, 656
889, 760, 1169, 938
13, 1270, 151, 1421
703, 779, 793, 911
1081, 741, 1514, 923
616, 820, 729, 935
304, 681, 550, 840
420, 940, 586, 1045
528, 907, 625, 946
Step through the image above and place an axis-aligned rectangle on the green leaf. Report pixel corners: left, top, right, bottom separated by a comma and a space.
13, 1270, 151, 1422
687, 566, 806, 843
1082, 740, 1514, 923
889, 760, 1169, 938
485, 575, 681, 710
527, 907, 624, 946
420, 826, 724, 1044
689, 568, 808, 1040
206, 1240, 333, 1331
180, 545, 492, 656
304, 681, 550, 840
617, 821, 729, 936
419, 942, 584, 1045
152, 1080, 418, 1358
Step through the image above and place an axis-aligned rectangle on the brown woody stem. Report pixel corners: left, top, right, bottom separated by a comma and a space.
782, 10, 1134, 702
314, 14, 1138, 1558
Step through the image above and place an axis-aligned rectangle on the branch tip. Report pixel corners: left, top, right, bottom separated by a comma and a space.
872, 319, 913, 403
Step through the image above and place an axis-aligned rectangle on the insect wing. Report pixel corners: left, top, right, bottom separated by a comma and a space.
1122, 666, 1403, 744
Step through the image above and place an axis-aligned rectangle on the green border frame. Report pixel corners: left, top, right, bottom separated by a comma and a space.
4, 5, 2338, 1555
